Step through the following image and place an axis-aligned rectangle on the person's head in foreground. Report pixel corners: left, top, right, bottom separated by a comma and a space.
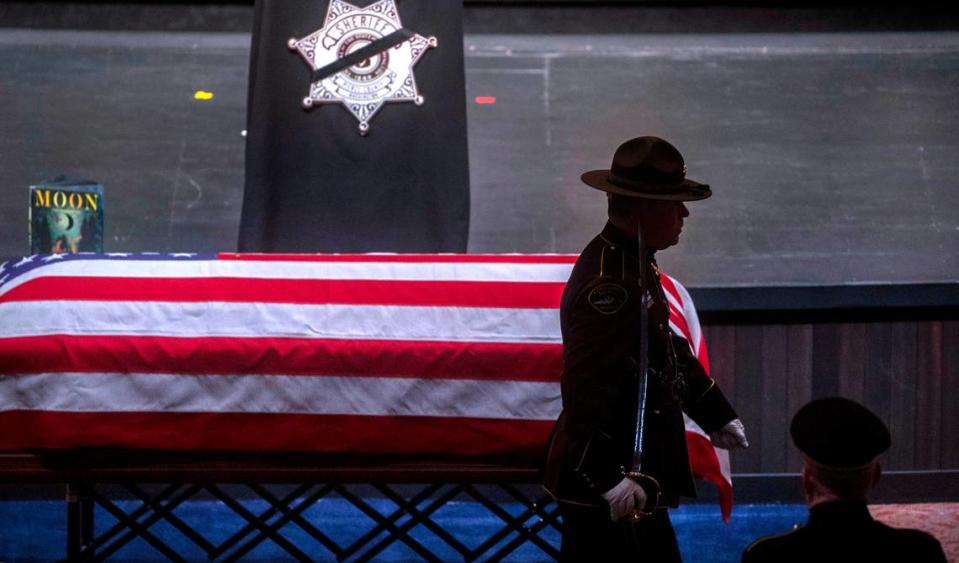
791, 396, 890, 506
742, 397, 946, 563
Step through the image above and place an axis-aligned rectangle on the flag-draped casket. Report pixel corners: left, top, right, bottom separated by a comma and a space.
0, 253, 732, 518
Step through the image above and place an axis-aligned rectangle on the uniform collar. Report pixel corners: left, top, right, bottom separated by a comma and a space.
600, 221, 656, 262
808, 500, 872, 527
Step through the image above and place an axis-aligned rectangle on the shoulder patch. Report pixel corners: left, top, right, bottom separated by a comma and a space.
587, 283, 629, 315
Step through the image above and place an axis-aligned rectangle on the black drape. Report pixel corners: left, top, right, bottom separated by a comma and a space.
238, 0, 470, 253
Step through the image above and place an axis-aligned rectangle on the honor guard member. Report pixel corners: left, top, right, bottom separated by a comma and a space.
742, 397, 946, 563
543, 136, 749, 561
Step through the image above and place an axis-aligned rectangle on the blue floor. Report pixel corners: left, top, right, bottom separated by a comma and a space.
0, 499, 808, 561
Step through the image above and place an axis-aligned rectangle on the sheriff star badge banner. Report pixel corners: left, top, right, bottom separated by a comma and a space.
287, 0, 437, 135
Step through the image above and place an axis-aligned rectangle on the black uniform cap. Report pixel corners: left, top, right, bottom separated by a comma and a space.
790, 397, 891, 468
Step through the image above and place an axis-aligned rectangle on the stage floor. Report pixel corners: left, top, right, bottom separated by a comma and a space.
1, 499, 955, 561
0, 28, 957, 286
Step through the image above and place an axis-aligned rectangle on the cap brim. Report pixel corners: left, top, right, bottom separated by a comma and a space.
581, 169, 711, 201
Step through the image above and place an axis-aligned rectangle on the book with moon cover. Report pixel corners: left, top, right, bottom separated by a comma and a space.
29, 178, 104, 254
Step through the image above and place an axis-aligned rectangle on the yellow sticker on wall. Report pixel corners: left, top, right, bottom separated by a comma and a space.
194, 91, 214, 101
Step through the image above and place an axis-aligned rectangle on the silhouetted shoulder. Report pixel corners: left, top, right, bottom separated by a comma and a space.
741, 525, 804, 563
886, 527, 947, 562
742, 521, 947, 563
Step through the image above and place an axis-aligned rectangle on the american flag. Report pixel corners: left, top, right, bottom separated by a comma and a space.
0, 252, 732, 519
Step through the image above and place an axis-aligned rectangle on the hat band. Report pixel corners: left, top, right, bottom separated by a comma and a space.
802, 453, 879, 472
607, 172, 701, 194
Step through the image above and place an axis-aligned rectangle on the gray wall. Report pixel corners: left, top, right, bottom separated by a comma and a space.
1, 27, 957, 286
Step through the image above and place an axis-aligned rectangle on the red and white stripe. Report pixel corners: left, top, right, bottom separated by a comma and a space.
663, 273, 734, 521
0, 253, 732, 517
0, 254, 569, 458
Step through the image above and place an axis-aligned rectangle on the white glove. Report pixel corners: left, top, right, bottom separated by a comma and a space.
601, 477, 647, 522
710, 418, 749, 450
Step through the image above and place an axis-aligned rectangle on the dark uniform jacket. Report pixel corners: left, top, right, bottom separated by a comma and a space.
543, 222, 737, 507
742, 500, 947, 563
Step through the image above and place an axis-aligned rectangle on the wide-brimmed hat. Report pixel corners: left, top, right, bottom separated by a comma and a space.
581, 136, 711, 201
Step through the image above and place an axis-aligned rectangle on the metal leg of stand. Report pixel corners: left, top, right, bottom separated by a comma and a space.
67, 483, 94, 562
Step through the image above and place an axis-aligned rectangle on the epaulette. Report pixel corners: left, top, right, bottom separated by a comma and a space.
597, 238, 627, 282
743, 523, 803, 554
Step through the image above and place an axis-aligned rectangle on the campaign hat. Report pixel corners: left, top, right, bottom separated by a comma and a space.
580, 136, 711, 201
790, 397, 891, 468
